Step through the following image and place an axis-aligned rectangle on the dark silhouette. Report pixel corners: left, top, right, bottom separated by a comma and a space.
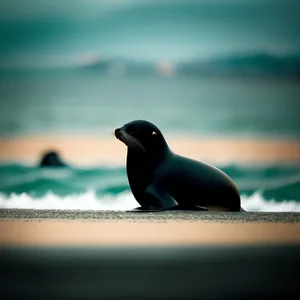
115, 120, 244, 212
39, 150, 68, 167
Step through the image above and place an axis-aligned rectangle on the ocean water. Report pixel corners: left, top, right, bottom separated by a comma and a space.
0, 73, 300, 212
0, 74, 300, 138
0, 162, 300, 212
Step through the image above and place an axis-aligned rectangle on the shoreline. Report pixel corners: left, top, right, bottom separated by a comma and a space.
1, 135, 300, 164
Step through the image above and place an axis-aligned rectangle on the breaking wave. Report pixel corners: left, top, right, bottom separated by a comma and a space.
0, 162, 300, 212
0, 190, 300, 212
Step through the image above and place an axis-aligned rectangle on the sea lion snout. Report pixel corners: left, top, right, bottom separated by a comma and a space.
115, 127, 127, 145
114, 128, 122, 139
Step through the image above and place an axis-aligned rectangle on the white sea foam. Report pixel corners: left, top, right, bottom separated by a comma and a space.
241, 192, 300, 212
0, 191, 300, 212
0, 191, 138, 211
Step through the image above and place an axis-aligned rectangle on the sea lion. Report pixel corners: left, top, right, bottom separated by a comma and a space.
39, 150, 68, 168
115, 120, 244, 212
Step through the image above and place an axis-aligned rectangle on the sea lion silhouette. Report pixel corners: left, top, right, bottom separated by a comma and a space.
115, 120, 245, 212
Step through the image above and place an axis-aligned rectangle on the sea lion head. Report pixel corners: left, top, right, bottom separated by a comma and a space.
115, 120, 169, 158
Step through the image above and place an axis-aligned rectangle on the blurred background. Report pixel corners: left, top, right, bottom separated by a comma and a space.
0, 0, 300, 211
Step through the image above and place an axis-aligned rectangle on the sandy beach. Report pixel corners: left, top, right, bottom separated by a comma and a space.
1, 210, 300, 299
1, 210, 300, 246
1, 136, 300, 164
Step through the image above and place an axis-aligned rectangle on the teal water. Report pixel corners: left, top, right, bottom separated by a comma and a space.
0, 162, 300, 212
1, 162, 300, 200
0, 74, 300, 138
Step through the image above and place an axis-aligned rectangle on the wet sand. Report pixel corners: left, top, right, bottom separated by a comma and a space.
1, 135, 300, 164
1, 209, 300, 222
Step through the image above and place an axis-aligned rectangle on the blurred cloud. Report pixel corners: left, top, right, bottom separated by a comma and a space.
0, 0, 292, 20
0, 0, 139, 20
0, 0, 299, 65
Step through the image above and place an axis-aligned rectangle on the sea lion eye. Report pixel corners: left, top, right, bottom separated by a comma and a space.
152, 131, 157, 136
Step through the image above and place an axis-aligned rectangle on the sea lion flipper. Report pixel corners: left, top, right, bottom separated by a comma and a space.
169, 205, 208, 211
127, 185, 178, 213
193, 205, 208, 211
128, 207, 145, 212
127, 207, 164, 213
145, 184, 179, 210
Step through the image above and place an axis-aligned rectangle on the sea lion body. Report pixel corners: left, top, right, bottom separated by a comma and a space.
115, 120, 243, 212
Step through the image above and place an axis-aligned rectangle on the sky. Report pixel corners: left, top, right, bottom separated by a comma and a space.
0, 0, 299, 67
